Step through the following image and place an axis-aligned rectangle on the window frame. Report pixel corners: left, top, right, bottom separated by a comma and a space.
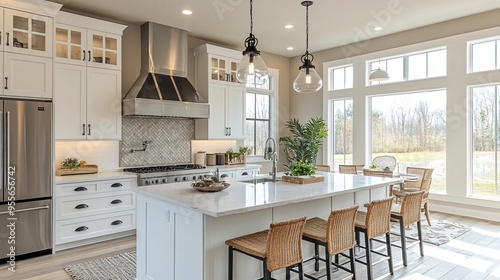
468, 37, 500, 73
328, 64, 354, 91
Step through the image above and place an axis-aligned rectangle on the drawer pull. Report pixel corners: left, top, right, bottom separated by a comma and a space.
111, 199, 122, 204
242, 172, 248, 176
111, 220, 123, 226
111, 183, 123, 188
74, 186, 88, 192
221, 174, 228, 178
75, 204, 89, 209
75, 226, 88, 232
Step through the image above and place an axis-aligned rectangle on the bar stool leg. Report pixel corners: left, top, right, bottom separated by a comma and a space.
298, 263, 304, 280
228, 246, 234, 280
349, 248, 356, 280
286, 267, 291, 279
399, 218, 408, 266
364, 232, 373, 280
263, 259, 271, 280
314, 243, 320, 271
385, 233, 394, 275
325, 250, 332, 280
417, 220, 424, 256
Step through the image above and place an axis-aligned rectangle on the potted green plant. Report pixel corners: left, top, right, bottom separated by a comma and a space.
279, 117, 328, 181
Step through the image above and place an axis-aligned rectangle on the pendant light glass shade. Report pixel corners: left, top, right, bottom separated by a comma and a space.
293, 58, 322, 93
294, 1, 322, 93
369, 68, 390, 82
236, 0, 268, 85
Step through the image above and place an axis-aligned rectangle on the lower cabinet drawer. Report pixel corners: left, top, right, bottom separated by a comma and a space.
55, 210, 136, 245
234, 169, 257, 178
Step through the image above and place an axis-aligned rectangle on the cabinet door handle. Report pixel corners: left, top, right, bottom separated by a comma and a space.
242, 172, 248, 176
0, 31, 2, 45
88, 124, 91, 135
82, 124, 86, 135
111, 220, 123, 226
229, 127, 231, 136
225, 127, 228, 136
74, 186, 88, 192
111, 199, 122, 204
75, 204, 89, 209
88, 51, 91, 62
111, 183, 123, 188
75, 226, 88, 232
4, 77, 7, 90
82, 50, 86, 61
5, 32, 9, 46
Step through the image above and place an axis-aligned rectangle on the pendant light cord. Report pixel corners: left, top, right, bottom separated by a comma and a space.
250, 0, 253, 35
305, 2, 309, 56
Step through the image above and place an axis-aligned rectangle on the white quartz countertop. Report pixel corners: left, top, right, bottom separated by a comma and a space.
55, 171, 137, 184
133, 172, 401, 217
205, 164, 261, 171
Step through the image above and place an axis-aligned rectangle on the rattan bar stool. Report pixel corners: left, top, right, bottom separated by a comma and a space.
300, 205, 359, 280
354, 197, 394, 280
390, 190, 425, 266
225, 216, 306, 280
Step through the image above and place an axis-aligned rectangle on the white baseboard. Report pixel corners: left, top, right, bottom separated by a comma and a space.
431, 198, 500, 223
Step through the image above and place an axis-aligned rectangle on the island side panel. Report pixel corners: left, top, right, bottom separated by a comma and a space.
136, 193, 204, 280
204, 208, 273, 280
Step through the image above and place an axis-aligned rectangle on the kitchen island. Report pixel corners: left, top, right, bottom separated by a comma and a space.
134, 172, 401, 280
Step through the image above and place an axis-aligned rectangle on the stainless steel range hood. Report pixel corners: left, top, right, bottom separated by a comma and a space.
123, 22, 209, 118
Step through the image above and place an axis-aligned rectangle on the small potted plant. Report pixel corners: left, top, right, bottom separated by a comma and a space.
279, 117, 328, 184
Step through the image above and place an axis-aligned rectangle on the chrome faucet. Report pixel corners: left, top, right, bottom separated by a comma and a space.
264, 137, 277, 182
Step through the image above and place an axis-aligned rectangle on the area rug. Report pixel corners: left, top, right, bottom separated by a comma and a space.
65, 251, 136, 280
390, 219, 470, 246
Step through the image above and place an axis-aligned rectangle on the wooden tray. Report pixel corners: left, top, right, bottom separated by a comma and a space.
191, 181, 230, 192
282, 175, 324, 184
225, 154, 246, 165
56, 165, 98, 176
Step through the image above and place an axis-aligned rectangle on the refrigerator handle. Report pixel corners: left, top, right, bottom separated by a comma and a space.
6, 111, 9, 179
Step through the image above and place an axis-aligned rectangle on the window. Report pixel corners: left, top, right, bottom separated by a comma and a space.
331, 99, 353, 170
470, 85, 500, 198
469, 38, 500, 72
368, 48, 446, 85
245, 77, 273, 156
328, 65, 353, 90
370, 90, 447, 193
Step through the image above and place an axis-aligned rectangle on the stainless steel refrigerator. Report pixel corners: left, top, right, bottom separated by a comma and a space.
0, 99, 52, 261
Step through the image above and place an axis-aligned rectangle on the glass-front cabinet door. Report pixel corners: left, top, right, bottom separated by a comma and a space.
87, 30, 120, 70
55, 24, 87, 65
209, 55, 240, 84
3, 9, 53, 58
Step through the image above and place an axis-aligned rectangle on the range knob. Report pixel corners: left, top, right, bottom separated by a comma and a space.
182, 177, 187, 181
162, 179, 167, 183
144, 181, 150, 185
175, 177, 180, 182
155, 179, 159, 184
192, 175, 197, 180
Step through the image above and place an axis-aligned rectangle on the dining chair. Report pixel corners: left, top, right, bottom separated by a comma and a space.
371, 156, 398, 172
339, 164, 357, 174
316, 165, 331, 172
225, 216, 306, 280
394, 167, 434, 226
362, 169, 393, 177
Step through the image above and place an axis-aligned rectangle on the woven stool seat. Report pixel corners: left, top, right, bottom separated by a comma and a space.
302, 217, 327, 243
226, 216, 306, 280
225, 230, 268, 258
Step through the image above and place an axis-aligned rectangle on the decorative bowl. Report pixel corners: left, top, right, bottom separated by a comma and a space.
191, 181, 229, 192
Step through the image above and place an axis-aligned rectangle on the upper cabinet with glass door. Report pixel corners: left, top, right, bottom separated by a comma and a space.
55, 11, 124, 70
194, 44, 243, 87
3, 9, 53, 58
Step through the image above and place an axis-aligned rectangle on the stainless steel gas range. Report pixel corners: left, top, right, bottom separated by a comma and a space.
124, 164, 212, 186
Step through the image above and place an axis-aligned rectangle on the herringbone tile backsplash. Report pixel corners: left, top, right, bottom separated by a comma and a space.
120, 118, 194, 166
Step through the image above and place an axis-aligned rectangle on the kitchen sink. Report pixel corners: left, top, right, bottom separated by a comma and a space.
240, 178, 281, 184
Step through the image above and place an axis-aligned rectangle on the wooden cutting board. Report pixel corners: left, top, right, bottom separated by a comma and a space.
56, 164, 98, 176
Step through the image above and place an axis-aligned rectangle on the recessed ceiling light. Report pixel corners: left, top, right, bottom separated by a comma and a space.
182, 10, 192, 15
287, 47, 294, 50
285, 25, 293, 29
374, 26, 382, 31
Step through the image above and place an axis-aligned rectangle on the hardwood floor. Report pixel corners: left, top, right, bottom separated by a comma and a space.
1, 212, 500, 280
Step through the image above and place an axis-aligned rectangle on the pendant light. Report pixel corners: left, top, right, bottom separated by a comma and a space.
293, 1, 322, 93
236, 0, 268, 85
369, 60, 390, 82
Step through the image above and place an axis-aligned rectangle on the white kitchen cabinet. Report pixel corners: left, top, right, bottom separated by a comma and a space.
54, 12, 125, 140
3, 52, 52, 98
54, 177, 136, 251
55, 18, 122, 70
194, 44, 246, 140
54, 63, 121, 140
137, 194, 203, 280
3, 8, 53, 58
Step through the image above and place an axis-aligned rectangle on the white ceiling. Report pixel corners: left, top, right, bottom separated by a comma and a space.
49, 0, 500, 57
